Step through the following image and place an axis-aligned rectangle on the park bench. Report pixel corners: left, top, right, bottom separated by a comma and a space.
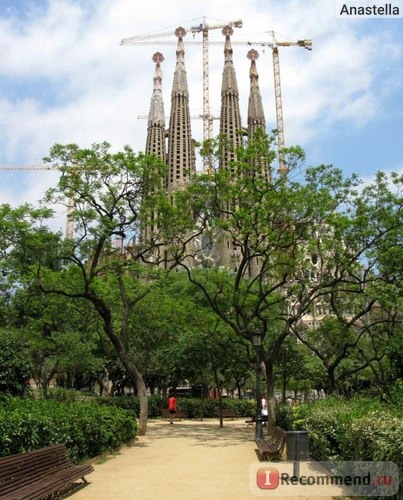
255, 426, 286, 461
0, 443, 93, 500
215, 409, 238, 420
161, 408, 185, 421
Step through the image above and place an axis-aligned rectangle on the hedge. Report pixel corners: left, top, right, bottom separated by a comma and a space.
292, 397, 402, 468
96, 395, 256, 419
0, 397, 137, 462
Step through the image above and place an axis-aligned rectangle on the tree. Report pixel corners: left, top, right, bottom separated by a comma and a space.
161, 132, 402, 428
0, 330, 33, 396
128, 273, 252, 404
3, 142, 173, 435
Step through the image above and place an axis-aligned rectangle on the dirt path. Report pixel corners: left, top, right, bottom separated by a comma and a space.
70, 419, 351, 500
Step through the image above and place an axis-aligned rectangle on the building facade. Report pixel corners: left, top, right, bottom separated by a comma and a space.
142, 26, 268, 272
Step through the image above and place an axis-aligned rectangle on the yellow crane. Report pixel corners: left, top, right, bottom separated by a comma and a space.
121, 22, 311, 174
0, 164, 74, 239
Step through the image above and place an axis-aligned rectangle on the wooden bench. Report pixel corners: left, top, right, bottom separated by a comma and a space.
0, 443, 93, 500
255, 426, 286, 461
215, 409, 238, 420
161, 408, 185, 421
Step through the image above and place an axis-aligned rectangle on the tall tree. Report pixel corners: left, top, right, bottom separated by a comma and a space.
2, 143, 173, 435
163, 133, 402, 428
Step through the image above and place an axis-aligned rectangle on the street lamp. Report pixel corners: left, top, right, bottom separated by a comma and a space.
252, 331, 264, 440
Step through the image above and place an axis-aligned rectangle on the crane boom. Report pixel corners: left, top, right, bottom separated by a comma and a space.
0, 164, 74, 239
122, 24, 311, 174
121, 18, 242, 171
0, 165, 56, 170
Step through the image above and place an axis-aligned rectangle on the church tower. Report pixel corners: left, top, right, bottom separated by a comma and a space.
145, 52, 166, 162
247, 49, 270, 182
219, 25, 244, 171
142, 52, 167, 252
247, 49, 268, 276
215, 25, 245, 269
166, 27, 195, 191
247, 50, 266, 141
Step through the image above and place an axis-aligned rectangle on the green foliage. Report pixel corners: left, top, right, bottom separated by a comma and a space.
167, 397, 255, 418
274, 404, 294, 430
48, 387, 81, 402
0, 332, 34, 396
0, 397, 137, 462
388, 379, 403, 405
96, 394, 164, 419
96, 395, 256, 419
293, 397, 402, 469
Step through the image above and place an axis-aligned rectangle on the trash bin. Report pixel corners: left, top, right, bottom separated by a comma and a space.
286, 430, 310, 461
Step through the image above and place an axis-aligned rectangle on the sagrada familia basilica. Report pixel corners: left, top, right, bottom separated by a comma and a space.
141, 25, 270, 271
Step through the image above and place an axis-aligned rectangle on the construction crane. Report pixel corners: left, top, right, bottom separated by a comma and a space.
121, 17, 242, 170
121, 22, 311, 175
269, 32, 312, 174
0, 164, 74, 239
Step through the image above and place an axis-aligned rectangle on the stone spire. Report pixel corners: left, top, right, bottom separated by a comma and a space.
247, 49, 270, 182
145, 52, 166, 162
166, 27, 195, 191
247, 49, 266, 136
141, 52, 166, 254
219, 25, 243, 171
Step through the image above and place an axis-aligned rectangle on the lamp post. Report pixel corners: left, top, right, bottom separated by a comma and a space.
252, 331, 264, 440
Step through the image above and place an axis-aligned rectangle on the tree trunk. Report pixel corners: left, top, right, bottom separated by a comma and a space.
106, 328, 149, 435
282, 371, 287, 404
214, 371, 224, 428
119, 350, 148, 435
327, 366, 339, 395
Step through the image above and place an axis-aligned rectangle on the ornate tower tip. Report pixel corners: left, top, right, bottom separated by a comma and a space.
175, 26, 186, 38
152, 52, 164, 63
247, 49, 259, 61
222, 25, 234, 36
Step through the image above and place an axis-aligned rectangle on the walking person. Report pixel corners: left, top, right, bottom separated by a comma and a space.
168, 393, 177, 424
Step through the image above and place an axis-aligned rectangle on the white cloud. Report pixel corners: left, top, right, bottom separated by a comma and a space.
0, 0, 402, 216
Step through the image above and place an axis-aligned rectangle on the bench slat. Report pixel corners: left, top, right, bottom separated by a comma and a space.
1, 465, 94, 500
0, 444, 93, 500
255, 426, 286, 460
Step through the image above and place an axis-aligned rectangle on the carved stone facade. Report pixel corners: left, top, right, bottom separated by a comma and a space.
142, 27, 268, 274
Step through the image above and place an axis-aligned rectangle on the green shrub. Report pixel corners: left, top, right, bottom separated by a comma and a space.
96, 395, 139, 418
0, 397, 137, 462
0, 333, 33, 396
275, 404, 293, 430
96, 395, 256, 419
48, 387, 81, 402
293, 397, 403, 470
176, 397, 255, 418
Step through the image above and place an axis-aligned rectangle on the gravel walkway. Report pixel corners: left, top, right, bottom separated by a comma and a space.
70, 418, 351, 500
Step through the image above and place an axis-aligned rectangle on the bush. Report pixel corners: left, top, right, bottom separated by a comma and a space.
0, 333, 33, 396
96, 395, 139, 418
293, 397, 403, 469
96, 395, 256, 419
0, 397, 137, 462
275, 404, 293, 430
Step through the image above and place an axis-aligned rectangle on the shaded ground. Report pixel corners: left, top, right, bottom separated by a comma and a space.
69, 419, 352, 500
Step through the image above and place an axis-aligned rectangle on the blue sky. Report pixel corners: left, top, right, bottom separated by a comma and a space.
0, 0, 402, 231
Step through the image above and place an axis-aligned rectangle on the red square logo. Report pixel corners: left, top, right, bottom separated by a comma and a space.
256, 467, 280, 489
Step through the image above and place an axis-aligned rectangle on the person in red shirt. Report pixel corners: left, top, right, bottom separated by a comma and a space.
168, 394, 177, 424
